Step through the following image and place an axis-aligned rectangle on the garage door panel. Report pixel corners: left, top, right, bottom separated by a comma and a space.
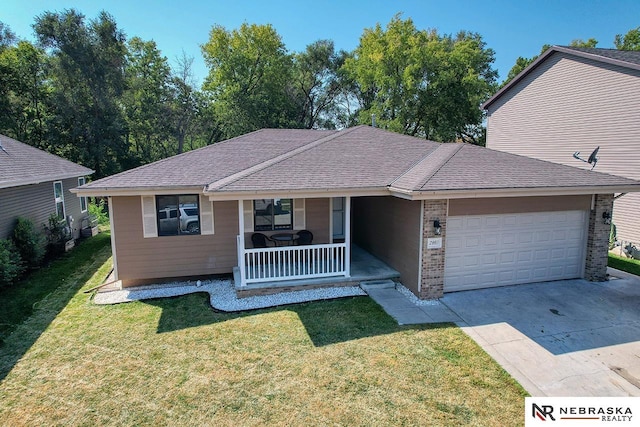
444, 211, 587, 292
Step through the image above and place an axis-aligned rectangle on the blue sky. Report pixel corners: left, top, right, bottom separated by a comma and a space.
4, 0, 640, 86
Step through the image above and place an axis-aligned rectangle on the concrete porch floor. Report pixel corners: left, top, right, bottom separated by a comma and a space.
233, 245, 400, 293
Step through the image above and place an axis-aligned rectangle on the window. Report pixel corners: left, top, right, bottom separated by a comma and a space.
78, 177, 87, 212
254, 198, 292, 231
53, 181, 65, 219
156, 195, 200, 236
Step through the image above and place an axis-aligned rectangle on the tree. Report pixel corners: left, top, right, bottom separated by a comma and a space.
201, 23, 298, 138
501, 44, 551, 87
123, 36, 173, 164
615, 27, 640, 50
34, 9, 129, 178
344, 15, 497, 144
292, 40, 347, 129
569, 38, 598, 48
0, 41, 50, 146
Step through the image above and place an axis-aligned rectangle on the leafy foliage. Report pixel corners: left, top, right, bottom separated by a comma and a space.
88, 199, 110, 226
11, 217, 45, 270
202, 23, 299, 138
344, 15, 498, 144
0, 239, 24, 286
615, 27, 640, 50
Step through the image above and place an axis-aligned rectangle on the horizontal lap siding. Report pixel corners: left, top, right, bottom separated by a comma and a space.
0, 177, 87, 240
486, 52, 640, 242
449, 195, 591, 216
112, 196, 237, 285
353, 196, 421, 294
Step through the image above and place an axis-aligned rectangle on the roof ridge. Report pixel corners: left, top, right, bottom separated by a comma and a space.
389, 143, 463, 191
205, 127, 350, 191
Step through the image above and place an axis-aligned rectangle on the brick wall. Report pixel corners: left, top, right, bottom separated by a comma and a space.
420, 200, 447, 299
584, 194, 614, 281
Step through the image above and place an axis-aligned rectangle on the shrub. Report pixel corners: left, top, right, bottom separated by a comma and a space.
12, 217, 45, 270
88, 198, 109, 225
0, 239, 24, 286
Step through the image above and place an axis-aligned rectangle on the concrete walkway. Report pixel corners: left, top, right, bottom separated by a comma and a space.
360, 280, 460, 325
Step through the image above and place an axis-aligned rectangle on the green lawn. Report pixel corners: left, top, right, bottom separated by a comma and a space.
0, 236, 527, 426
609, 253, 640, 276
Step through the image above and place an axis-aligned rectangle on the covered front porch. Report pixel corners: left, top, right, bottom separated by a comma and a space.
227, 195, 414, 297
233, 245, 400, 297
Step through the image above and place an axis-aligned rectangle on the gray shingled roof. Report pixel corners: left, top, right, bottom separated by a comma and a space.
80, 129, 337, 190
483, 45, 640, 109
563, 46, 640, 66
78, 126, 640, 198
0, 134, 94, 189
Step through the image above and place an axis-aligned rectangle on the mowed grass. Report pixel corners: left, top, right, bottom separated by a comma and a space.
609, 253, 640, 276
0, 247, 527, 426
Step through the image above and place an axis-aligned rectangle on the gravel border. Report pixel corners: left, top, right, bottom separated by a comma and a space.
93, 278, 367, 312
395, 282, 442, 306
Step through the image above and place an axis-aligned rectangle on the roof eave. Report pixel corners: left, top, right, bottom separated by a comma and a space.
482, 46, 640, 110
389, 184, 640, 200
1, 170, 94, 190
71, 185, 205, 197
204, 187, 390, 201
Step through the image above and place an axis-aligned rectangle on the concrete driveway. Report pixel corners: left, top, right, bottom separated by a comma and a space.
440, 272, 640, 397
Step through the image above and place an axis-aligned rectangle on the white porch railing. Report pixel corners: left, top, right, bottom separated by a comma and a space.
237, 235, 347, 285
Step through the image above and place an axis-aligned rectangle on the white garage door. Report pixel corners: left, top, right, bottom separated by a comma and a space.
444, 210, 588, 292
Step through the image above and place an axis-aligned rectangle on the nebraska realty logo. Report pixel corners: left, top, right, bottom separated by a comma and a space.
525, 397, 639, 426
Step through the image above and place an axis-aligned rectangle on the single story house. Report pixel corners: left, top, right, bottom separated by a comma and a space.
483, 46, 640, 245
74, 126, 640, 299
0, 134, 94, 240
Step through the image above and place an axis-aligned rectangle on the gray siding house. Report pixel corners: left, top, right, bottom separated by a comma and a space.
483, 46, 640, 245
75, 126, 640, 299
0, 134, 94, 240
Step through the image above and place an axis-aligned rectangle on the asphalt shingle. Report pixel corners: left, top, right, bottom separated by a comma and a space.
78, 126, 640, 196
0, 134, 93, 189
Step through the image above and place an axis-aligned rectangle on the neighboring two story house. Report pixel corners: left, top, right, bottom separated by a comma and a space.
483, 46, 640, 245
0, 134, 94, 240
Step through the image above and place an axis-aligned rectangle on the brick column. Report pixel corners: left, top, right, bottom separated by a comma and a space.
584, 194, 614, 282
420, 200, 447, 299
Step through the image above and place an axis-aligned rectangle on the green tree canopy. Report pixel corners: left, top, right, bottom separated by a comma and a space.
34, 9, 129, 177
615, 27, 640, 50
344, 15, 497, 144
202, 23, 298, 139
292, 40, 347, 129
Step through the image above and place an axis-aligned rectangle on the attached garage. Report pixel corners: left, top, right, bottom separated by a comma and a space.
444, 210, 588, 292
439, 196, 594, 294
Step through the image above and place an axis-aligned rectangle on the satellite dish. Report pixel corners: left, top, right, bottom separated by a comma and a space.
587, 146, 599, 165
572, 146, 599, 170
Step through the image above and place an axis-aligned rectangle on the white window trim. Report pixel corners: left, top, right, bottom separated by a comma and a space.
53, 181, 66, 219
78, 177, 87, 213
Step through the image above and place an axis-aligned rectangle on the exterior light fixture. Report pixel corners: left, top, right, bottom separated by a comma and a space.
434, 219, 441, 235
602, 211, 612, 225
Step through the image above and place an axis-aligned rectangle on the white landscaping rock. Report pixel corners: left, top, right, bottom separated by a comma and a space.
93, 279, 367, 312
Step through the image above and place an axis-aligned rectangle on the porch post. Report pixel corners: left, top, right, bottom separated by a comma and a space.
237, 200, 246, 286
344, 196, 351, 278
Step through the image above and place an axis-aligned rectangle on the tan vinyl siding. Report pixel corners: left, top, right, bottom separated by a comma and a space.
244, 198, 330, 247
486, 52, 640, 243
0, 176, 87, 240
111, 196, 237, 286
353, 196, 421, 294
449, 195, 591, 216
